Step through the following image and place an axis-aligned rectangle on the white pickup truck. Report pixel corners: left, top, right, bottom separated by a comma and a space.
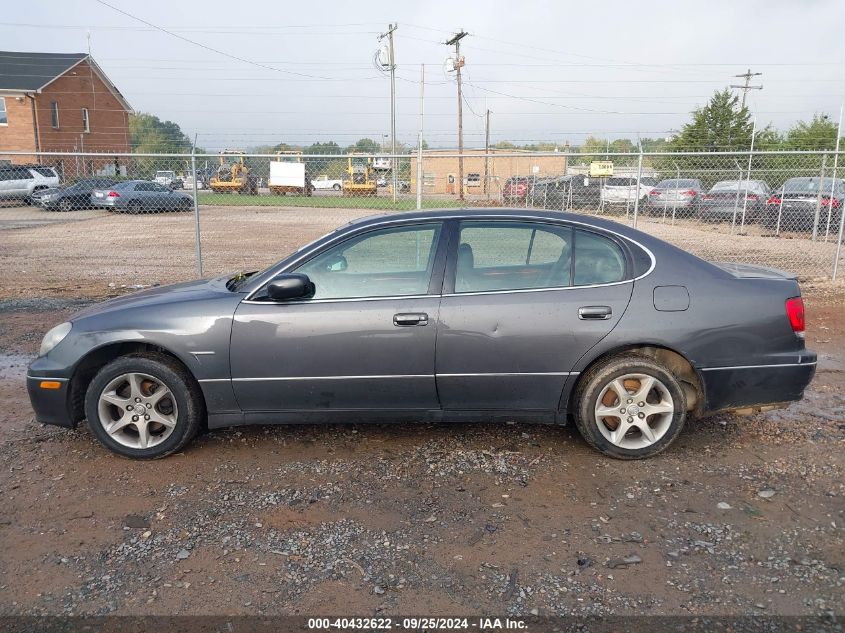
311, 174, 343, 191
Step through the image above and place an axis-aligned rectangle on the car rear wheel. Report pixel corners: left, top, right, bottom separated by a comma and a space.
573, 354, 687, 459
84, 354, 203, 459
127, 200, 142, 214
332, 183, 341, 191
59, 198, 73, 212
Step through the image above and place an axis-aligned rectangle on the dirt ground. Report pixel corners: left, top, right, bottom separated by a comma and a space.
0, 203, 843, 618
0, 288, 843, 617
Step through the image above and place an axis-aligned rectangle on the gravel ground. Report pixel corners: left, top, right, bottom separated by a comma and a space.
0, 287, 843, 617
0, 203, 841, 299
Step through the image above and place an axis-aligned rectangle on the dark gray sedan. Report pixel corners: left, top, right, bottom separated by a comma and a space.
27, 210, 816, 460
91, 180, 194, 213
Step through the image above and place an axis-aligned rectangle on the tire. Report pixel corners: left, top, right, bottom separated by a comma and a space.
332, 183, 341, 191
573, 353, 687, 460
59, 198, 74, 212
84, 354, 204, 459
127, 200, 142, 215
179, 197, 192, 212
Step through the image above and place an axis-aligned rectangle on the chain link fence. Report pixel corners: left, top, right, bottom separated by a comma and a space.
0, 150, 843, 297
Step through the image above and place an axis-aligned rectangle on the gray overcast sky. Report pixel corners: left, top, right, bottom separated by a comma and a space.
3, 0, 844, 150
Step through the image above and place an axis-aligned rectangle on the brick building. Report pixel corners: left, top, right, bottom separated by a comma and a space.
0, 51, 132, 175
410, 148, 568, 196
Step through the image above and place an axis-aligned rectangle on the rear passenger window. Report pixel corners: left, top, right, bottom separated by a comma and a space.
455, 222, 573, 293
573, 230, 626, 286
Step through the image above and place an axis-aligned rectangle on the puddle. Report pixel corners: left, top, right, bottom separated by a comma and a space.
0, 354, 34, 380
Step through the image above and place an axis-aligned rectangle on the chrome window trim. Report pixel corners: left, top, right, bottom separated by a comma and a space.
442, 279, 633, 298
243, 214, 657, 302
700, 361, 817, 372
241, 293, 432, 306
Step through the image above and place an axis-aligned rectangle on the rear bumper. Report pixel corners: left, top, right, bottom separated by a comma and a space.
26, 375, 74, 428
699, 353, 817, 414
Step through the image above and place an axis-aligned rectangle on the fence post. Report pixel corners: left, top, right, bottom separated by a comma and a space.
824, 106, 843, 241
632, 150, 644, 229
416, 133, 423, 210
834, 197, 845, 281
191, 149, 203, 278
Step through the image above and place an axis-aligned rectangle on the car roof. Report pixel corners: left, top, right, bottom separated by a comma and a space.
344, 208, 659, 242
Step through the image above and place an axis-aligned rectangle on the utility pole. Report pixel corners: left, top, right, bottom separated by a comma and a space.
378, 23, 398, 202
446, 30, 468, 201
731, 69, 762, 109
416, 63, 424, 210
484, 109, 490, 198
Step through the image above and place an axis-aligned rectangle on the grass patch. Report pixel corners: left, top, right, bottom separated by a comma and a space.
197, 193, 462, 210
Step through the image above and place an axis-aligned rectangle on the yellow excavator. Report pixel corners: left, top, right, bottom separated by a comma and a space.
209, 150, 258, 195
342, 154, 378, 196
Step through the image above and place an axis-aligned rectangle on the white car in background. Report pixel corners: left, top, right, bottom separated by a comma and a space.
0, 164, 60, 203
154, 170, 183, 189
601, 176, 658, 207
311, 174, 343, 191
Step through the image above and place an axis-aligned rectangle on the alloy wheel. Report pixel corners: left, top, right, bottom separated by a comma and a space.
594, 373, 674, 449
96, 372, 178, 449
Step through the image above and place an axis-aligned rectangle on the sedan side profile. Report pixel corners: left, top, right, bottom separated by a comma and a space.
27, 210, 815, 460
91, 180, 194, 213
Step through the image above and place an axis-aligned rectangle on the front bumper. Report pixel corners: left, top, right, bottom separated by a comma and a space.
26, 375, 74, 427
699, 352, 817, 414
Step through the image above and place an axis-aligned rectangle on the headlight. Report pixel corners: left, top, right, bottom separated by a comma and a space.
39, 322, 72, 357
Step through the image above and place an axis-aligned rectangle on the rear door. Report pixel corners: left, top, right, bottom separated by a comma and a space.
435, 220, 634, 412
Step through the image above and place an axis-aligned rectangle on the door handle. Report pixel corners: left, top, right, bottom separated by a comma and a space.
393, 312, 428, 326
578, 306, 612, 320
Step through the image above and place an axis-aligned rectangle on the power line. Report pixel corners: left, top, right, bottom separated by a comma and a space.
93, 0, 341, 81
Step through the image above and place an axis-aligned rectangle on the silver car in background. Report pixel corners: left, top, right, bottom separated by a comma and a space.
601, 177, 658, 207
0, 164, 60, 203
645, 178, 703, 218
90, 180, 194, 213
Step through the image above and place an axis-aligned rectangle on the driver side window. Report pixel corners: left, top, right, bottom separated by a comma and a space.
293, 224, 442, 300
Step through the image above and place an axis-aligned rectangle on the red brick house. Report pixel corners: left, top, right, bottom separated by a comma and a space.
0, 51, 132, 174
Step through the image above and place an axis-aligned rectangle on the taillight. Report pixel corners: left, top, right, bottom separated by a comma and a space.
785, 297, 805, 336
767, 196, 782, 205
681, 189, 696, 196
821, 196, 842, 209
702, 194, 714, 200
649, 190, 661, 196
107, 190, 120, 198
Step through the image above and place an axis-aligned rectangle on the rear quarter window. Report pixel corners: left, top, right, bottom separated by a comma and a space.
573, 230, 627, 286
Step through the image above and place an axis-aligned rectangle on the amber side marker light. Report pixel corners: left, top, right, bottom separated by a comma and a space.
39, 381, 62, 390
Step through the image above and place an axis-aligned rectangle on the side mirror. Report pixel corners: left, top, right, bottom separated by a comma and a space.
266, 273, 314, 301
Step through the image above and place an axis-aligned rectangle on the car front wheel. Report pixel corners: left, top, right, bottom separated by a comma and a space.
84, 354, 203, 459
573, 354, 687, 459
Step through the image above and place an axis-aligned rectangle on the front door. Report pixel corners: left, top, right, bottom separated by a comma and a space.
436, 220, 633, 412
230, 222, 447, 412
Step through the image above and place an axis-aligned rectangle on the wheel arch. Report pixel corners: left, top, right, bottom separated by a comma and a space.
67, 341, 206, 428
568, 344, 703, 415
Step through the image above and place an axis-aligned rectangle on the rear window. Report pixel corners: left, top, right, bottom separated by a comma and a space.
30, 166, 57, 178
782, 178, 843, 194
657, 179, 697, 189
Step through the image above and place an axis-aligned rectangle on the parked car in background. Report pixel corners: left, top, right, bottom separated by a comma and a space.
34, 178, 117, 211
503, 176, 532, 203
311, 174, 343, 191
154, 170, 184, 189
699, 180, 771, 223
90, 180, 194, 213
0, 164, 60, 204
645, 178, 703, 217
762, 177, 845, 232
601, 177, 658, 207
27, 209, 815, 461
527, 178, 559, 207
568, 175, 604, 209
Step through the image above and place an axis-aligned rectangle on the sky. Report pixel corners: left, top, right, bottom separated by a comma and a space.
2, 0, 845, 151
